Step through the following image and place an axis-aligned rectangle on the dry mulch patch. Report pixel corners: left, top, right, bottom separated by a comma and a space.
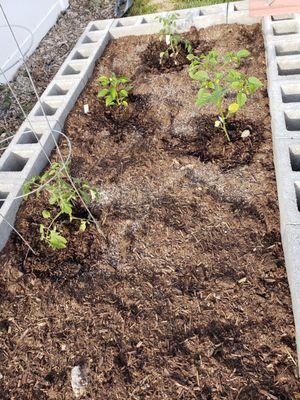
1, 23, 300, 399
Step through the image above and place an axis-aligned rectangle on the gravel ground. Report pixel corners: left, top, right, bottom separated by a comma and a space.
0, 0, 115, 140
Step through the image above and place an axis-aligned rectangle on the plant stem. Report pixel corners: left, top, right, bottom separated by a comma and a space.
221, 117, 231, 143
217, 102, 231, 143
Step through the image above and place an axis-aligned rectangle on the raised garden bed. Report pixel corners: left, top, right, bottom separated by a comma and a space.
0, 15, 300, 400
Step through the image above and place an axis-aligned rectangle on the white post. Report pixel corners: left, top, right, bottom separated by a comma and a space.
58, 0, 69, 11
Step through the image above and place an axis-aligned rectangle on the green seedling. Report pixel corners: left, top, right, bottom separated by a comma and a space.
157, 13, 192, 65
188, 49, 263, 142
24, 162, 99, 250
97, 73, 133, 107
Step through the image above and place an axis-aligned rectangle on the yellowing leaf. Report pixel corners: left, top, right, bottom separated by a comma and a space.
228, 103, 239, 114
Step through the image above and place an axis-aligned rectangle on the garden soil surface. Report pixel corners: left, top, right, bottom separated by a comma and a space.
1, 23, 300, 399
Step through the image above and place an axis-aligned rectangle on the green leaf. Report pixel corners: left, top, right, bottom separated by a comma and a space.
122, 100, 128, 107
196, 89, 211, 106
119, 77, 130, 83
40, 224, 45, 240
228, 103, 239, 114
237, 49, 250, 59
79, 220, 87, 232
210, 88, 225, 105
49, 229, 67, 249
237, 92, 247, 107
105, 96, 114, 107
90, 188, 97, 201
110, 87, 117, 100
248, 76, 263, 88
42, 210, 51, 219
187, 53, 195, 61
193, 70, 209, 82
97, 89, 109, 98
97, 76, 109, 86
231, 81, 243, 90
61, 201, 72, 217
119, 89, 128, 97
23, 176, 37, 198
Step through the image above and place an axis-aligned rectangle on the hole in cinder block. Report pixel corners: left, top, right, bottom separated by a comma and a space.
34, 102, 57, 117
285, 111, 300, 131
277, 59, 300, 76
272, 14, 294, 21
295, 182, 300, 211
17, 130, 42, 144
89, 21, 107, 31
82, 35, 96, 44
114, 18, 137, 27
0, 152, 28, 172
0, 191, 9, 209
273, 21, 297, 36
48, 83, 69, 96
281, 84, 300, 103
71, 49, 91, 60
234, 4, 247, 11
290, 145, 300, 171
275, 42, 300, 56
62, 65, 82, 76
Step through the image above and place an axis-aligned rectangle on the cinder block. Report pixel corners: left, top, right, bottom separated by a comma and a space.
192, 13, 226, 30
267, 80, 300, 139
0, 182, 23, 251
263, 15, 299, 38
273, 138, 300, 231
282, 224, 300, 369
228, 1, 262, 24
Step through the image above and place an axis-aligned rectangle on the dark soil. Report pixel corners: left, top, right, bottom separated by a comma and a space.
141, 32, 213, 72
1, 23, 300, 399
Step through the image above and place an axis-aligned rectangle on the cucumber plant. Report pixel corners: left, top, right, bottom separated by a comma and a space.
187, 49, 263, 142
97, 73, 132, 107
24, 162, 99, 249
156, 13, 192, 65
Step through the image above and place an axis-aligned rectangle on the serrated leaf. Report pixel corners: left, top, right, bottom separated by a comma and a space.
118, 77, 130, 84
105, 96, 114, 107
49, 229, 67, 250
97, 76, 109, 86
119, 89, 128, 97
61, 201, 72, 217
97, 89, 108, 98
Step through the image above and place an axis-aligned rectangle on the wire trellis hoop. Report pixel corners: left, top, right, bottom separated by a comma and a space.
0, 3, 105, 253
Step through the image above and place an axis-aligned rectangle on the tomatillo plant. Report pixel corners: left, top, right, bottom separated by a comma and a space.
97, 73, 133, 107
24, 162, 99, 250
156, 13, 192, 65
187, 50, 263, 142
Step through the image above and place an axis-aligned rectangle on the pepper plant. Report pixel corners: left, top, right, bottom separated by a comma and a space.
156, 13, 192, 64
187, 50, 263, 142
24, 162, 99, 249
97, 73, 132, 107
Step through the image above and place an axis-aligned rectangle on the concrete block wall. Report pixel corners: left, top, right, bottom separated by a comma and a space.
263, 13, 300, 370
0, 1, 258, 251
